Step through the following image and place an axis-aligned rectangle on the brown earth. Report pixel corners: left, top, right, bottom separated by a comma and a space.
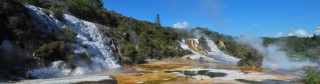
110, 57, 303, 84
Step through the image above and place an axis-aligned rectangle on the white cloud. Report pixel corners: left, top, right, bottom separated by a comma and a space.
173, 21, 189, 29
314, 26, 320, 35
288, 33, 294, 36
287, 29, 308, 37
274, 32, 284, 37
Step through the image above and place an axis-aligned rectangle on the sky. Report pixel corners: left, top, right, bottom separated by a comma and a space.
103, 0, 320, 37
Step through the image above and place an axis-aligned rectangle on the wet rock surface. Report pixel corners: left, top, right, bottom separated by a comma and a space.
165, 70, 227, 78
13, 58, 305, 84
14, 75, 117, 84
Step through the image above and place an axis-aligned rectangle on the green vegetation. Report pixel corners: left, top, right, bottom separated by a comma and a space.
34, 28, 77, 65
155, 14, 161, 26
263, 35, 320, 61
122, 43, 137, 64
14, 0, 319, 68
2, 0, 264, 72
263, 36, 320, 83
221, 40, 262, 67
56, 28, 77, 42
305, 70, 320, 84
49, 6, 64, 21
34, 41, 74, 65
21, 0, 118, 27
0, 0, 79, 80
19, 0, 190, 64
3, 0, 319, 81
115, 18, 189, 64
0, 0, 39, 79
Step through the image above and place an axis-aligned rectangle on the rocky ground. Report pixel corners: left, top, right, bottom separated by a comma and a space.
111, 57, 304, 84
8, 75, 116, 84
12, 57, 305, 84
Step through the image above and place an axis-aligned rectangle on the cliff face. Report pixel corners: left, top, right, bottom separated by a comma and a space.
26, 5, 121, 78
0, 0, 122, 80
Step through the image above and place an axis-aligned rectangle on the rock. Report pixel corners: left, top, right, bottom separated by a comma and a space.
218, 40, 226, 48
15, 75, 117, 84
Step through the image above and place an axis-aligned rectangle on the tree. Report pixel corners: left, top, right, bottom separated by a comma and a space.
34, 41, 74, 65
88, 0, 103, 8
155, 14, 161, 26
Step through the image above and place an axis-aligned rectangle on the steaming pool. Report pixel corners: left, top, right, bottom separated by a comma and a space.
13, 58, 309, 84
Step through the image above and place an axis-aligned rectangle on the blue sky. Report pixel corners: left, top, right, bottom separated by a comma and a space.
103, 0, 320, 37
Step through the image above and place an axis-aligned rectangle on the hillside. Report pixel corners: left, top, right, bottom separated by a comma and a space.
263, 35, 320, 62
1, 0, 318, 82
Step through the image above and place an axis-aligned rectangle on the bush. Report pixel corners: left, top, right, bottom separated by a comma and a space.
56, 28, 77, 42
34, 41, 74, 65
123, 43, 136, 57
65, 0, 118, 27
305, 70, 320, 84
237, 49, 262, 67
49, 7, 64, 21
122, 43, 137, 64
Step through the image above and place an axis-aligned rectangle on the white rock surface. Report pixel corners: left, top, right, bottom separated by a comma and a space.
25, 5, 120, 78
15, 75, 114, 84
172, 68, 278, 81
179, 39, 240, 65
205, 39, 240, 65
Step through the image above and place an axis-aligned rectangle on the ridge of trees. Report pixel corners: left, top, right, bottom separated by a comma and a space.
263, 35, 320, 62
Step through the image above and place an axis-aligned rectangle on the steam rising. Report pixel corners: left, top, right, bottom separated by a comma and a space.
236, 36, 318, 69
0, 40, 28, 60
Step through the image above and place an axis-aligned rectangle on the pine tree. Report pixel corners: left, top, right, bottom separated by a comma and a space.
155, 14, 161, 26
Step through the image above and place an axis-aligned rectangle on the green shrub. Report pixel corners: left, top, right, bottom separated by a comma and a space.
123, 43, 136, 57
56, 28, 77, 42
122, 43, 137, 64
237, 49, 262, 67
34, 41, 74, 65
305, 70, 320, 84
49, 7, 64, 21
66, 0, 117, 26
